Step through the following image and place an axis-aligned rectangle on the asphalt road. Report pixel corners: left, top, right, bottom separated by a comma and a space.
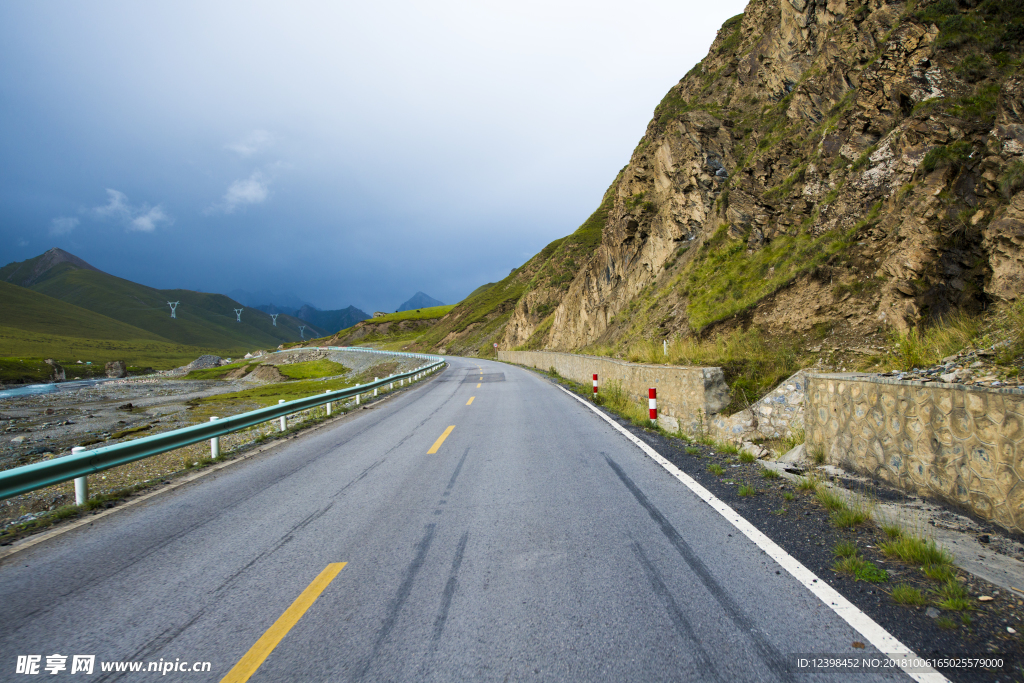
0, 357, 910, 682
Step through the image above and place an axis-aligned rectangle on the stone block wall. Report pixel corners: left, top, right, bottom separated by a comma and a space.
805, 373, 1024, 534
498, 350, 730, 432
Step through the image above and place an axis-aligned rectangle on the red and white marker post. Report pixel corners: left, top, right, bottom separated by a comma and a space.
593, 374, 598, 397
649, 388, 657, 424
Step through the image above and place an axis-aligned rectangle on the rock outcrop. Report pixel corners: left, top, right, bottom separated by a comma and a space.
105, 360, 127, 378
429, 0, 1024, 358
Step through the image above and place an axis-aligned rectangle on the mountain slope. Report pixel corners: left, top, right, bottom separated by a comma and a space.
429, 0, 1024, 358
0, 280, 166, 342
1, 249, 308, 349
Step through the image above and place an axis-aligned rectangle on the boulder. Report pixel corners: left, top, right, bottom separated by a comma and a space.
105, 360, 128, 378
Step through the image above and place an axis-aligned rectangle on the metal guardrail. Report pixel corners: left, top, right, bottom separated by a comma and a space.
0, 347, 445, 501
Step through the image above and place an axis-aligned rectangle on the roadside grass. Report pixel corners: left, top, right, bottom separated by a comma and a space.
761, 468, 780, 480
276, 359, 348, 380
891, 584, 927, 606
796, 475, 819, 492
934, 579, 973, 612
881, 311, 981, 371
739, 451, 756, 463
879, 533, 953, 568
816, 485, 873, 528
832, 542, 889, 583
707, 463, 725, 476
617, 329, 802, 415
737, 484, 757, 497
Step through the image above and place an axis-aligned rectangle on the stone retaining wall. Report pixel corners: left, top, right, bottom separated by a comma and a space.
498, 350, 730, 433
805, 373, 1024, 534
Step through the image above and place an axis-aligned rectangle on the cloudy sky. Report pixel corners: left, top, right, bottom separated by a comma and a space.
1, 0, 748, 313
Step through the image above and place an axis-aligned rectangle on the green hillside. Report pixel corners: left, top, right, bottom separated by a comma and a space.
0, 280, 165, 342
2, 249, 309, 349
0, 282, 242, 372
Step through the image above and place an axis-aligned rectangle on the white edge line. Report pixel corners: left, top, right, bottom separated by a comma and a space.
556, 384, 948, 683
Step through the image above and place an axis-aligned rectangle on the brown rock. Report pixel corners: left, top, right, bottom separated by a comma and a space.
105, 360, 127, 378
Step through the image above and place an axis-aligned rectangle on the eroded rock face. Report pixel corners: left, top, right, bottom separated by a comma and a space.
44, 359, 65, 382
492, 0, 1024, 354
105, 360, 127, 378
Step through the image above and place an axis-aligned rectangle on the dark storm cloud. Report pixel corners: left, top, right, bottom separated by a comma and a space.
0, 0, 749, 313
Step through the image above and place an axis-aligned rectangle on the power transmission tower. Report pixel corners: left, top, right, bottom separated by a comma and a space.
167, 301, 180, 318
234, 308, 243, 323
270, 313, 279, 326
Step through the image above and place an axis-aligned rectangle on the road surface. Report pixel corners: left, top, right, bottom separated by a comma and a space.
0, 357, 909, 681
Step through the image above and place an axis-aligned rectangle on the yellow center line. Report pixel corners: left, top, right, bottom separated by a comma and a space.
221, 562, 347, 683
427, 425, 455, 454
476, 383, 481, 388
466, 396, 475, 405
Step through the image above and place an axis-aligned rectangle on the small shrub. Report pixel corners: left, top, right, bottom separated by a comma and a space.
891, 584, 927, 606
921, 140, 974, 175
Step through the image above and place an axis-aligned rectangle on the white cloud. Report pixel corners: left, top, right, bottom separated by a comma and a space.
130, 206, 169, 232
93, 189, 171, 232
50, 216, 79, 235
16, 238, 28, 247
226, 130, 273, 157
208, 171, 270, 214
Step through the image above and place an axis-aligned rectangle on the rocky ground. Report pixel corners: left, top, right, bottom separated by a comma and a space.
0, 348, 426, 529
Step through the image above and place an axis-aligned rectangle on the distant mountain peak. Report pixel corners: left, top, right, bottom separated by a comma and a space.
1, 248, 101, 287
397, 292, 444, 312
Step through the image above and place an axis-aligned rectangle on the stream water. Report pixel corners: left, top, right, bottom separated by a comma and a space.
0, 377, 121, 400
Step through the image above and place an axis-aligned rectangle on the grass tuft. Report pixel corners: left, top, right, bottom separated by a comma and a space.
891, 584, 927, 606
738, 484, 757, 497
762, 468, 780, 480
707, 463, 725, 476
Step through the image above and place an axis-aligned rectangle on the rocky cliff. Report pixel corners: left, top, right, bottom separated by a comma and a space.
447, 0, 1024, 357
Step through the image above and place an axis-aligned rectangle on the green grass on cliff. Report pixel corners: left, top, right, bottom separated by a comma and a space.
682, 203, 880, 331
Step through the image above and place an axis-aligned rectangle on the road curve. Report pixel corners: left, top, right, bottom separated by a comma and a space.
0, 357, 908, 681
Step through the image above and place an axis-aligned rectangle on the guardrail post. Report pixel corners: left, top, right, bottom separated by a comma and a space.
209, 417, 220, 459
325, 390, 332, 416
72, 447, 88, 505
374, 378, 378, 397
355, 386, 360, 406
649, 388, 657, 424
278, 399, 287, 431
593, 374, 598, 397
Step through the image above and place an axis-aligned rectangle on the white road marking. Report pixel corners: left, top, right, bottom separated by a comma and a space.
557, 384, 947, 683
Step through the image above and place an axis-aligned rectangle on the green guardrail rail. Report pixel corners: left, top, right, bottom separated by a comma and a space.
0, 347, 445, 501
